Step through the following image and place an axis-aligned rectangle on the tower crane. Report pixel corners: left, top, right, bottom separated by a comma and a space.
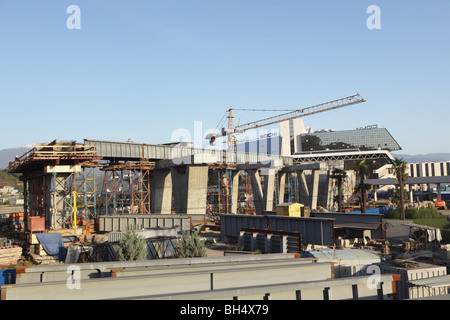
206, 93, 366, 152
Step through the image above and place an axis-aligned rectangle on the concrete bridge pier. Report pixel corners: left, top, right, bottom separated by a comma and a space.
278, 171, 287, 204
150, 169, 172, 214
155, 154, 215, 215
171, 164, 210, 214
238, 161, 281, 215
230, 170, 241, 214
283, 163, 325, 210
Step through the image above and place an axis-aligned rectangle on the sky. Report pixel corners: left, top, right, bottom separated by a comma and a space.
0, 0, 449, 155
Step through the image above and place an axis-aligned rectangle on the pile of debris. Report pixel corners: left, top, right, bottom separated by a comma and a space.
0, 245, 23, 266
391, 258, 420, 268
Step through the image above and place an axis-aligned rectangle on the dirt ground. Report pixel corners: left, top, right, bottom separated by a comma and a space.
200, 230, 231, 257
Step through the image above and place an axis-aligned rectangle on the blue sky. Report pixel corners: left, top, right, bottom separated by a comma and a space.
0, 1, 449, 155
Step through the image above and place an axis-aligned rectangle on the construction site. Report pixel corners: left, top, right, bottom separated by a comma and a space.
1, 93, 450, 301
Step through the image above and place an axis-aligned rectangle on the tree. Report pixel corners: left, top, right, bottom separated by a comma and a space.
177, 231, 207, 258
330, 168, 347, 212
392, 157, 410, 220
354, 160, 369, 213
114, 227, 148, 261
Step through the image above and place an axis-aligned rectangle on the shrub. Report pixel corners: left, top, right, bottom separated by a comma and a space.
386, 207, 443, 220
177, 231, 206, 258
114, 227, 148, 261
385, 208, 399, 219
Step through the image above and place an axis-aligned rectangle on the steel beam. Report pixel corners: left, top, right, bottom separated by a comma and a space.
220, 214, 335, 246
129, 274, 400, 300
2, 262, 334, 300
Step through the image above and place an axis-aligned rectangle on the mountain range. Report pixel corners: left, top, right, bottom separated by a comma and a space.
0, 147, 31, 170
0, 147, 449, 170
391, 153, 450, 164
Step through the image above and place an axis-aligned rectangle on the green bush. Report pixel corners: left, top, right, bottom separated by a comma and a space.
113, 227, 148, 261
386, 207, 443, 220
177, 231, 207, 258
385, 208, 399, 219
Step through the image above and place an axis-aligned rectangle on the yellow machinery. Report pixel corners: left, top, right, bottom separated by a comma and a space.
276, 203, 309, 217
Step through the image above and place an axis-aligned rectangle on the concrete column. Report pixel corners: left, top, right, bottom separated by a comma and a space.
409, 185, 414, 203
278, 171, 286, 204
261, 169, 275, 212
150, 169, 172, 214
248, 169, 264, 215
373, 185, 378, 202
280, 120, 291, 156
171, 165, 209, 214
231, 170, 241, 214
292, 118, 303, 153
310, 170, 320, 210
297, 170, 310, 207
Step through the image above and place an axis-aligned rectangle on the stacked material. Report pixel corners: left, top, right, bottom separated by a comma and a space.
0, 245, 22, 266
8, 212, 24, 230
1, 254, 400, 300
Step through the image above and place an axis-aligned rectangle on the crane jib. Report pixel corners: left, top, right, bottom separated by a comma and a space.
234, 94, 365, 132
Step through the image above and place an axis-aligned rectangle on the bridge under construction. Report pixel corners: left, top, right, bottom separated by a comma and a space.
7, 137, 394, 232
6, 93, 398, 232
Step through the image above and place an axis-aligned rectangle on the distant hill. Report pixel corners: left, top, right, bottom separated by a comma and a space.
0, 170, 22, 191
391, 153, 450, 163
0, 147, 30, 170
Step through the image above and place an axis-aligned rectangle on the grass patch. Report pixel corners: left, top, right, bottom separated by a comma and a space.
385, 207, 445, 220
384, 207, 450, 243
413, 218, 450, 230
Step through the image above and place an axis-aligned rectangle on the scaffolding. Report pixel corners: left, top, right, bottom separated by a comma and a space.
74, 164, 99, 221
102, 161, 154, 215
8, 140, 101, 230
240, 171, 255, 214
286, 172, 300, 204
207, 169, 232, 215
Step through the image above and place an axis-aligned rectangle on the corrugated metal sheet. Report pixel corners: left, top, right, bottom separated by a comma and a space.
409, 275, 450, 288
98, 214, 191, 232
380, 262, 447, 299
108, 227, 179, 242
304, 248, 381, 278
